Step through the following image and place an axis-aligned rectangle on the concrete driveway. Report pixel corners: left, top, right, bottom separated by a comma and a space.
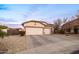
26, 35, 65, 49
17, 34, 79, 54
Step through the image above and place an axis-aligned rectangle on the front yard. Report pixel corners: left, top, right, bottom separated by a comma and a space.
0, 34, 79, 54
0, 35, 26, 53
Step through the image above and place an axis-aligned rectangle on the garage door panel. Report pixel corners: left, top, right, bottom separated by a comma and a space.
44, 29, 51, 34
26, 28, 43, 35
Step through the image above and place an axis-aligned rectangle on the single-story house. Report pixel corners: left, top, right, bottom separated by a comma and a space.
1, 29, 7, 33
62, 18, 79, 34
19, 28, 25, 32
22, 20, 54, 35
7, 28, 20, 35
0, 25, 8, 33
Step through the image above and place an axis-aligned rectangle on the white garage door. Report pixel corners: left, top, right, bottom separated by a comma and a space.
25, 27, 43, 35
44, 29, 51, 35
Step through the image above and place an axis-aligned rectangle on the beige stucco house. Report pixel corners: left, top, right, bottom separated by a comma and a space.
22, 20, 54, 35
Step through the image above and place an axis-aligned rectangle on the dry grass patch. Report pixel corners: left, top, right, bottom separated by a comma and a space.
0, 35, 26, 53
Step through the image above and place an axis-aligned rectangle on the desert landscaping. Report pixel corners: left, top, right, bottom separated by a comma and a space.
0, 18, 79, 54
0, 4, 79, 54
0, 34, 79, 54
0, 35, 26, 53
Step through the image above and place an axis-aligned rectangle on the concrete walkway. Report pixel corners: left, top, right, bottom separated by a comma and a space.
16, 34, 79, 54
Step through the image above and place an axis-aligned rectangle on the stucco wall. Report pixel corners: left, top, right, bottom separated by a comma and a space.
2, 29, 7, 33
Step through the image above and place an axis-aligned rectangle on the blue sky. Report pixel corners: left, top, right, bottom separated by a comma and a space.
0, 4, 79, 28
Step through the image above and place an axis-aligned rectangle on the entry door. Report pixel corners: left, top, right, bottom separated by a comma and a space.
25, 27, 43, 35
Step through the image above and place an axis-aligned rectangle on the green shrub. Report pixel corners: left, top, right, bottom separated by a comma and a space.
54, 29, 65, 34
19, 31, 25, 36
0, 30, 7, 39
58, 29, 65, 34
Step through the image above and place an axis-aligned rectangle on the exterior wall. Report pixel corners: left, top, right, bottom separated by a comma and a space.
1, 29, 7, 33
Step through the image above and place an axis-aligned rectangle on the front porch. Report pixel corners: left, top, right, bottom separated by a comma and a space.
64, 26, 79, 34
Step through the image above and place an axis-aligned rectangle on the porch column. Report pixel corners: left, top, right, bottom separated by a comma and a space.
70, 27, 74, 34
64, 29, 67, 34
50, 28, 52, 34
43, 28, 44, 35
78, 27, 79, 34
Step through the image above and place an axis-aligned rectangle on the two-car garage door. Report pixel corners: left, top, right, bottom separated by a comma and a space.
25, 27, 43, 35
25, 27, 51, 35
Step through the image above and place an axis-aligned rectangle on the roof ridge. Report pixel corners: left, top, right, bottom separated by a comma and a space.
22, 20, 49, 25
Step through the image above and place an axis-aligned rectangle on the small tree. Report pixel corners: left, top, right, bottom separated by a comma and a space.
0, 30, 7, 38
0, 25, 8, 39
53, 19, 62, 33
19, 31, 25, 36
53, 18, 68, 34
75, 10, 79, 18
62, 18, 68, 23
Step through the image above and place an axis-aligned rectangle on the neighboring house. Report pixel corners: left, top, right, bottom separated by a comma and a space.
22, 20, 54, 35
19, 28, 25, 32
0, 25, 8, 33
7, 28, 20, 35
1, 29, 7, 33
62, 18, 79, 34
